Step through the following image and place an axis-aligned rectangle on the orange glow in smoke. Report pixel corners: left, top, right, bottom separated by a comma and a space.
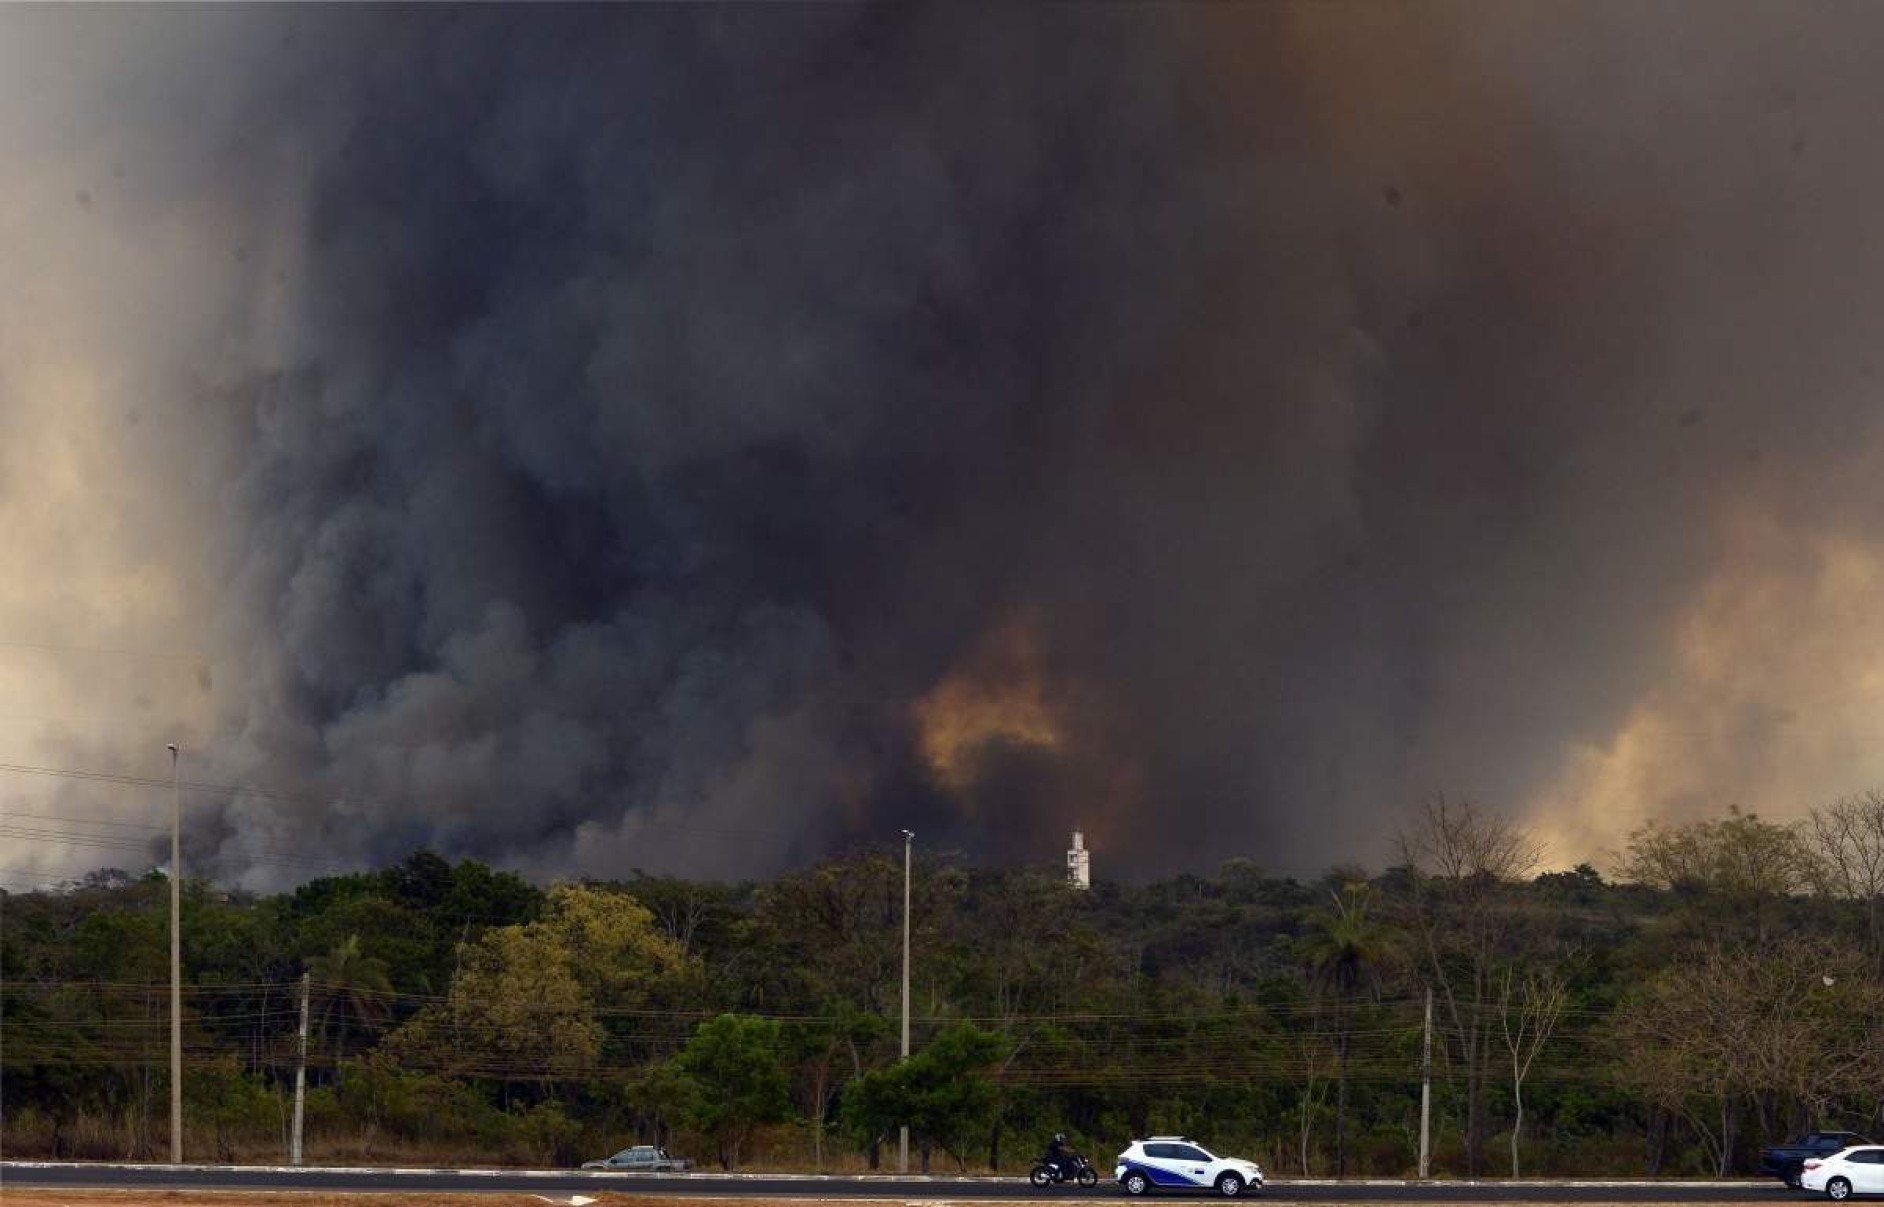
914, 618, 1064, 794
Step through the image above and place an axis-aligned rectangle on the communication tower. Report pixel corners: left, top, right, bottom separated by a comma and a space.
1067, 829, 1091, 890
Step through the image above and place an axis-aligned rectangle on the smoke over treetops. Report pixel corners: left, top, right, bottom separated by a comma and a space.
6, 4, 1884, 888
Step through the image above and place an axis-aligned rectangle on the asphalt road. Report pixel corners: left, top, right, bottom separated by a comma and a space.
0, 1162, 1811, 1201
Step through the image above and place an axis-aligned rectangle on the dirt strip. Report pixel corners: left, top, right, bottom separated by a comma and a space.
0, 1196, 1756, 1207
0, 1197, 938, 1207
0, 1194, 663, 1207
0, 1194, 681, 1207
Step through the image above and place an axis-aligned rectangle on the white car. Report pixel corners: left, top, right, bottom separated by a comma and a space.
1803, 1146, 1884, 1200
1115, 1136, 1264, 1197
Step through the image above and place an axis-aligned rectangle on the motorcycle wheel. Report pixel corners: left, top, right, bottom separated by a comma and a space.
1030, 1165, 1053, 1187
1077, 1167, 1098, 1187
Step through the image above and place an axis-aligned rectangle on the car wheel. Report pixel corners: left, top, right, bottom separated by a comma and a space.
1829, 1176, 1853, 1201
1123, 1172, 1151, 1196
1215, 1173, 1244, 1198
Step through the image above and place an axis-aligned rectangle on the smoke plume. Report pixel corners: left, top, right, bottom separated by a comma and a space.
8, 4, 1884, 887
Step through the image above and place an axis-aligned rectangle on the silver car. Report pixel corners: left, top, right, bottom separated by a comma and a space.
581, 1144, 692, 1172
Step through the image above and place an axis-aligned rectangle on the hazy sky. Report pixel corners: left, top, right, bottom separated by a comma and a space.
7, 3, 1884, 890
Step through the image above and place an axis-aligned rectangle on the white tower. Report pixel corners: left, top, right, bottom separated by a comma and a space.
1066, 829, 1091, 890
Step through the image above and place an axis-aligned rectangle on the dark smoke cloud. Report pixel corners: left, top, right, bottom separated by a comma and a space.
12, 3, 1884, 887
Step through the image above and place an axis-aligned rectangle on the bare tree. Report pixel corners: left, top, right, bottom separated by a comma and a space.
1613, 940, 1875, 1174
1393, 796, 1542, 1177
1804, 790, 1884, 968
1611, 946, 1747, 1175
1402, 796, 1543, 885
1294, 1030, 1334, 1176
1498, 962, 1570, 1177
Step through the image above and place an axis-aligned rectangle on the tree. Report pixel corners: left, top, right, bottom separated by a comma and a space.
306, 935, 393, 1075
904, 1023, 1005, 1172
1292, 1029, 1334, 1176
68, 903, 171, 1159
1611, 940, 1876, 1174
1498, 962, 1570, 1177
384, 881, 691, 1101
624, 874, 745, 960
789, 1004, 889, 1170
1293, 881, 1393, 1177
621, 1060, 700, 1150
840, 1022, 1004, 1172
429, 924, 602, 1090
382, 893, 617, 1103
1392, 796, 1542, 1177
676, 1014, 793, 1169
951, 869, 1119, 1168
1803, 790, 1884, 968
531, 881, 693, 1020
750, 851, 946, 1017
1621, 807, 1809, 944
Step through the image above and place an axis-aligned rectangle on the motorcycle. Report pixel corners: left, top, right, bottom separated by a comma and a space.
1030, 1152, 1098, 1188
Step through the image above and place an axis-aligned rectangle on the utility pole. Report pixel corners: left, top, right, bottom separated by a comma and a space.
292, 972, 310, 1165
899, 829, 913, 1175
167, 743, 183, 1165
1418, 985, 1433, 1179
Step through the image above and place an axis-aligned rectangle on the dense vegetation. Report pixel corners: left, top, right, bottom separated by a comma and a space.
7, 797, 1884, 1178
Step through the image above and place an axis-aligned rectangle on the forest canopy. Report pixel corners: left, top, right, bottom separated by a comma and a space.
6, 798, 1884, 1178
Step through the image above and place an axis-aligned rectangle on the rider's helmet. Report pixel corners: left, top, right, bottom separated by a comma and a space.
1055, 1133, 1066, 1144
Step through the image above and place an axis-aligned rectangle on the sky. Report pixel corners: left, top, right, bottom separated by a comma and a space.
7, 3, 1884, 891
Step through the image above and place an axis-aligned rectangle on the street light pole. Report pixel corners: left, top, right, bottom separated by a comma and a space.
1418, 984, 1432, 1179
167, 743, 183, 1164
899, 829, 913, 1175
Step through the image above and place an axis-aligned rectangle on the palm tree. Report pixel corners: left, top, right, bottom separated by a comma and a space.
306, 935, 394, 1079
1294, 881, 1393, 1177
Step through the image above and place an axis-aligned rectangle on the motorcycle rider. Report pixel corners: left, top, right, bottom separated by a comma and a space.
1044, 1133, 1077, 1181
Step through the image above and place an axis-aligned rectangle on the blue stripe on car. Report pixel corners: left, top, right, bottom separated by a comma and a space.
1121, 1159, 1207, 1188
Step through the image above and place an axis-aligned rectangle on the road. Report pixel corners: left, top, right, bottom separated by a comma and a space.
0, 1162, 1808, 1201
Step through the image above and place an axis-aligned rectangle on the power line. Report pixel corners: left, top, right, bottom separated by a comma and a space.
0, 637, 208, 663
0, 811, 168, 832
0, 760, 316, 804
0, 760, 806, 843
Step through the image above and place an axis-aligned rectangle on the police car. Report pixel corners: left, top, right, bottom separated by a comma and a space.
1114, 1136, 1264, 1196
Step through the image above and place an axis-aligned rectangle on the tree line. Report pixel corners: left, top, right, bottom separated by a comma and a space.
7, 795, 1884, 1177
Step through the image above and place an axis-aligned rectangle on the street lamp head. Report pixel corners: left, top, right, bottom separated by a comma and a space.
901, 829, 915, 842
166, 743, 179, 755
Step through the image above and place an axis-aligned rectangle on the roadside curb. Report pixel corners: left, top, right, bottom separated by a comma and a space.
0, 1161, 1774, 1190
